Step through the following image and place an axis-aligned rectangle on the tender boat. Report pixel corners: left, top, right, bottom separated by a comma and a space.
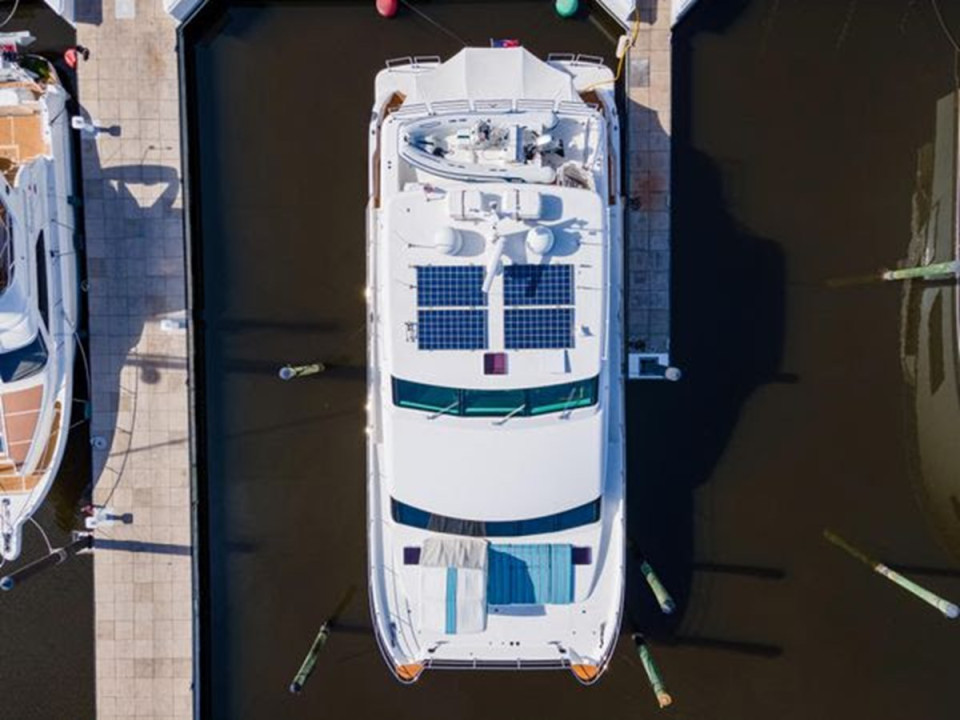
0, 33, 78, 562
367, 48, 625, 683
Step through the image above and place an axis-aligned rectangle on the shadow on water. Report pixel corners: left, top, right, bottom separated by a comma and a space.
622, 0, 786, 643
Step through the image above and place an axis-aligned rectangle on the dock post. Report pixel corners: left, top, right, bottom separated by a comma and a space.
881, 260, 959, 282
288, 623, 331, 694
278, 362, 326, 381
641, 560, 676, 614
0, 533, 93, 591
824, 530, 959, 619
633, 635, 673, 709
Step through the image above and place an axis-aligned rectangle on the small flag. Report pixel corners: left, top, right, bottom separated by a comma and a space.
491, 39, 521, 48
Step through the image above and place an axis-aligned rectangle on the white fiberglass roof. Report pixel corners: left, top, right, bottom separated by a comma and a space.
409, 47, 578, 105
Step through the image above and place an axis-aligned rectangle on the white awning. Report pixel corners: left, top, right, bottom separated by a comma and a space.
410, 48, 577, 104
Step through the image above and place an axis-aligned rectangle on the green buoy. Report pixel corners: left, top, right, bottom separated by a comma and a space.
555, 0, 578, 18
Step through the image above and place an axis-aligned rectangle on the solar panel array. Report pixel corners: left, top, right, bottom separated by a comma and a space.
418, 309, 487, 350
412, 264, 576, 351
504, 265, 574, 306
504, 308, 574, 350
416, 266, 486, 307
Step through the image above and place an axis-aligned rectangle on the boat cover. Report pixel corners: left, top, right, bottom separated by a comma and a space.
419, 537, 489, 634
411, 48, 577, 105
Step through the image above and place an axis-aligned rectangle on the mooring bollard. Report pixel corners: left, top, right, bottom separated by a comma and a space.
641, 560, 676, 614
881, 260, 960, 282
824, 530, 959, 619
633, 635, 672, 709
278, 362, 326, 381
289, 623, 331, 694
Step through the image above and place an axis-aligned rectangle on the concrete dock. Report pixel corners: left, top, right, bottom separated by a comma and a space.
623, 0, 673, 377
76, 0, 194, 717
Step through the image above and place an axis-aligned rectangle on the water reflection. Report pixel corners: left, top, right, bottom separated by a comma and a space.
900, 90, 960, 560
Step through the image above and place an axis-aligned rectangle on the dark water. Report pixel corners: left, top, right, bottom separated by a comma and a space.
0, 3, 94, 720
187, 2, 960, 719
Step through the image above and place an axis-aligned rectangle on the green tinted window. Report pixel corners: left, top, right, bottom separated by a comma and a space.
528, 378, 598, 416
392, 376, 599, 417
392, 378, 459, 413
463, 388, 525, 416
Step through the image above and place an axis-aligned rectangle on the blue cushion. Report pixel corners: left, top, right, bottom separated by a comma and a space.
487, 544, 574, 605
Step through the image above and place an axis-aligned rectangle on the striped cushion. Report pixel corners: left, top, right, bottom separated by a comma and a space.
487, 544, 574, 605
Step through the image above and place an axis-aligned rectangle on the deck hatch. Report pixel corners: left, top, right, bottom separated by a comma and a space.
504, 264, 574, 306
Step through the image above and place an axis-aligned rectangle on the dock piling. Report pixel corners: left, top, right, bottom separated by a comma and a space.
640, 560, 676, 614
288, 623, 331, 694
633, 635, 673, 709
0, 533, 93, 591
824, 530, 959, 619
278, 362, 326, 381
881, 260, 959, 282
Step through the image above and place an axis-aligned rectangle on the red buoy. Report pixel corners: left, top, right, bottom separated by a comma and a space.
376, 0, 398, 17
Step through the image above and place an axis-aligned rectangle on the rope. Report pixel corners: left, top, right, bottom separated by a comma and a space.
0, 0, 20, 30
28, 517, 53, 555
399, 0, 468, 48
583, 19, 640, 92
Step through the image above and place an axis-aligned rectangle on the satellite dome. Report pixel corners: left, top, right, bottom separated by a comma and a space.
434, 226, 463, 255
525, 226, 555, 255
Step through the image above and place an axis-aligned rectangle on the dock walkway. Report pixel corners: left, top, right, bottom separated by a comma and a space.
623, 0, 673, 377
76, 0, 194, 717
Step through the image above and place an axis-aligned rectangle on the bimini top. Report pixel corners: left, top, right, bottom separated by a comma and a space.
409, 48, 577, 105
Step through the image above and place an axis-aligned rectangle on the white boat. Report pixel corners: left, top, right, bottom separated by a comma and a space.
367, 48, 625, 684
0, 34, 78, 562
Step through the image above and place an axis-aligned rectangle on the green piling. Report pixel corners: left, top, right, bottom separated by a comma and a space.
279, 362, 326, 381
633, 635, 672, 709
824, 530, 959, 619
641, 561, 675, 614
288, 623, 330, 694
881, 260, 959, 281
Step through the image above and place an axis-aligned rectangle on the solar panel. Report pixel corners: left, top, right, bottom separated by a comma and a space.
418, 309, 488, 350
416, 266, 486, 307
504, 308, 573, 350
504, 264, 574, 307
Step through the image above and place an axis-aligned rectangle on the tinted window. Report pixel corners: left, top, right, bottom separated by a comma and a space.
0, 333, 47, 382
35, 232, 48, 327
392, 376, 599, 417
391, 498, 601, 537
392, 378, 459, 413
462, 387, 525, 416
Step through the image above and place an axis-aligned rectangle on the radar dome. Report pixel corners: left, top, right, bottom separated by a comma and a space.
434, 226, 463, 256
525, 226, 555, 256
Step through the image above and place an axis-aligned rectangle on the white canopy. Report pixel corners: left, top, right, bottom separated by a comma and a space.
411, 48, 577, 104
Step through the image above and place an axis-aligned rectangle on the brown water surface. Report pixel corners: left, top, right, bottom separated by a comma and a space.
187, 2, 960, 719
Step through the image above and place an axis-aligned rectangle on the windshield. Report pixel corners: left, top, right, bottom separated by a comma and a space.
393, 376, 599, 417
0, 333, 47, 382
391, 498, 601, 537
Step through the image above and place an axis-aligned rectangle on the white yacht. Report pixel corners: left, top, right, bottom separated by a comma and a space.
0, 34, 78, 562
367, 48, 625, 684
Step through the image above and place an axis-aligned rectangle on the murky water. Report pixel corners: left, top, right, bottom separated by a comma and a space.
187, 2, 960, 719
